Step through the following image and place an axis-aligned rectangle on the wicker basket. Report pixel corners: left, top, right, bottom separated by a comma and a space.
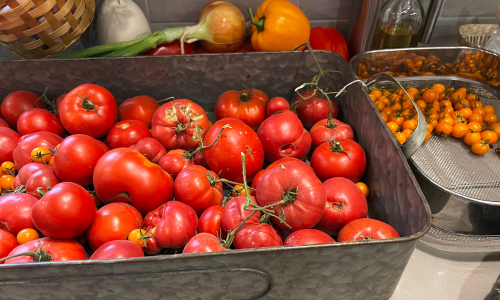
0, 0, 95, 59
458, 24, 500, 49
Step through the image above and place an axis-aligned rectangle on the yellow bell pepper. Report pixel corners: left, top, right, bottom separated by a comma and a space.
248, 0, 311, 51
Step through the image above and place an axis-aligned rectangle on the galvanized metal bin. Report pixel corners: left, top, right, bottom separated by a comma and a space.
0, 51, 431, 300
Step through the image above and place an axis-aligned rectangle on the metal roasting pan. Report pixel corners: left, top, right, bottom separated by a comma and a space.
0, 51, 431, 300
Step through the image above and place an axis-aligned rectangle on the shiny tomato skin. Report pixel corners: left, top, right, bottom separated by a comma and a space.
59, 84, 117, 138
14, 163, 51, 188
144, 204, 165, 228
4, 238, 87, 264
13, 131, 63, 170
313, 178, 368, 236
86, 203, 143, 251
118, 95, 160, 128
214, 89, 269, 131
0, 127, 20, 164
311, 138, 367, 183
203, 118, 264, 182
183, 233, 228, 254
257, 113, 311, 163
193, 152, 210, 169
106, 120, 151, 149
151, 99, 209, 151
0, 193, 38, 235
1, 91, 45, 130
25, 168, 61, 198
284, 229, 335, 246
222, 196, 261, 234
256, 160, 327, 231
198, 205, 226, 239
233, 223, 283, 249
266, 97, 290, 116
0, 118, 9, 128
0, 229, 18, 264
154, 201, 198, 249
93, 148, 174, 215
310, 118, 354, 150
294, 91, 340, 129
129, 137, 166, 164
251, 169, 266, 191
53, 134, 108, 186
337, 218, 400, 242
17, 108, 65, 137
143, 226, 162, 255
32, 182, 97, 239
55, 93, 67, 117
158, 149, 194, 180
89, 240, 144, 260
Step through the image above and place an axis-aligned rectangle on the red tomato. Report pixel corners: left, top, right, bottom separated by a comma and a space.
59, 84, 117, 138
266, 97, 290, 116
151, 99, 209, 151
0, 127, 20, 164
198, 205, 226, 239
0, 118, 9, 128
13, 163, 50, 188
94, 148, 174, 215
118, 96, 160, 128
235, 43, 255, 52
89, 240, 144, 260
3, 238, 87, 264
0, 229, 18, 264
32, 182, 96, 239
294, 90, 340, 130
203, 118, 264, 182
222, 196, 261, 234
256, 160, 326, 231
257, 113, 311, 163
266, 157, 308, 170
174, 165, 223, 215
141, 40, 195, 55
193, 151, 210, 168
0, 193, 38, 235
13, 131, 63, 169
129, 137, 166, 164
106, 120, 151, 149
1, 91, 45, 129
313, 177, 368, 236
144, 204, 166, 228
25, 167, 61, 198
284, 229, 335, 246
154, 201, 198, 249
310, 118, 354, 150
158, 149, 194, 180
214, 88, 269, 130
251, 169, 266, 191
142, 226, 162, 255
233, 223, 283, 249
309, 26, 349, 61
337, 218, 400, 242
86, 203, 143, 251
55, 93, 67, 117
183, 233, 228, 254
311, 138, 367, 182
17, 108, 65, 137
53, 134, 108, 186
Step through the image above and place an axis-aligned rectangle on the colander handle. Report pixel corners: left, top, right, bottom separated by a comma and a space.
364, 73, 426, 158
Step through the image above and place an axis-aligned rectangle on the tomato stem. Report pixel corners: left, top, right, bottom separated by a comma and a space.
0, 242, 52, 263
199, 124, 232, 150
81, 93, 103, 118
247, 8, 265, 33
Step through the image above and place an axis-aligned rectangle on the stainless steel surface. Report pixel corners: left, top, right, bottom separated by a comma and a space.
347, 0, 386, 58
420, 0, 447, 44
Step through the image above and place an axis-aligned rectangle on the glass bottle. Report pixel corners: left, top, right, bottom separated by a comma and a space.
371, 0, 422, 50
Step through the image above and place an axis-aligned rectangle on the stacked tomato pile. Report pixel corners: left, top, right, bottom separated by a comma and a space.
0, 84, 399, 264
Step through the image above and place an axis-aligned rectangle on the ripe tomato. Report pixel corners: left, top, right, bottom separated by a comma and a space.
402, 119, 417, 131
459, 108, 473, 119
13, 131, 63, 169
0, 174, 14, 191
309, 118, 354, 150
151, 99, 209, 151
0, 118, 9, 128
294, 90, 339, 129
118, 95, 160, 128
435, 122, 452, 136
53, 134, 108, 186
0, 161, 15, 175
337, 218, 400, 242
472, 107, 486, 116
464, 132, 482, 146
59, 84, 117, 138
144, 204, 165, 228
30, 147, 52, 163
14, 163, 49, 188
0, 193, 38, 235
89, 240, 144, 260
86, 203, 143, 251
471, 140, 489, 155
25, 167, 61, 198
142, 227, 162, 255
284, 229, 335, 246
94, 148, 174, 215
484, 105, 495, 114
266, 97, 290, 116
129, 137, 166, 164
0, 127, 20, 164
355, 182, 369, 197
421, 89, 437, 104
183, 233, 228, 254
251, 169, 266, 191
468, 113, 483, 124
432, 84, 445, 94
214, 88, 269, 130
55, 93, 67, 117
490, 123, 500, 137
3, 238, 87, 264
467, 122, 483, 133
193, 151, 210, 169
222, 196, 261, 234
158, 149, 194, 180
174, 165, 223, 215
16, 228, 39, 245
203, 118, 264, 182
256, 160, 326, 231
451, 123, 469, 139
386, 122, 399, 133
481, 130, 499, 145
257, 113, 311, 162
1, 91, 45, 129
483, 113, 498, 125
198, 205, 226, 239
32, 182, 96, 239
154, 201, 198, 249
0, 229, 18, 264
106, 120, 151, 149
233, 223, 283, 249
17, 109, 65, 137
311, 138, 367, 183
313, 178, 368, 236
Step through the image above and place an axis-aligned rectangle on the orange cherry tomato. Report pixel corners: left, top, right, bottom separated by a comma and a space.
483, 113, 498, 125
402, 129, 413, 139
466, 93, 478, 102
490, 123, 500, 137
389, 114, 405, 126
381, 108, 393, 116
481, 130, 498, 145
0, 161, 16, 175
382, 91, 391, 98
467, 122, 483, 133
471, 140, 489, 155
424, 129, 432, 142
432, 84, 445, 95
16, 228, 39, 245
379, 96, 391, 106
416, 100, 427, 111
381, 114, 388, 123
470, 101, 483, 109
469, 113, 484, 124
427, 117, 438, 129
435, 122, 452, 136
395, 132, 407, 144
369, 94, 377, 102
451, 123, 469, 138
459, 108, 473, 119
370, 90, 382, 99
128, 229, 148, 248
464, 132, 482, 146
472, 107, 485, 116
442, 106, 455, 115
386, 122, 399, 133
0, 174, 14, 191
355, 182, 369, 197
439, 116, 455, 125
441, 100, 452, 108
484, 105, 495, 114
422, 90, 438, 104
30, 147, 52, 163
402, 119, 417, 131
374, 100, 385, 111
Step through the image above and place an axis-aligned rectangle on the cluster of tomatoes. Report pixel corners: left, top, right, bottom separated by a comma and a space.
0, 83, 400, 264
